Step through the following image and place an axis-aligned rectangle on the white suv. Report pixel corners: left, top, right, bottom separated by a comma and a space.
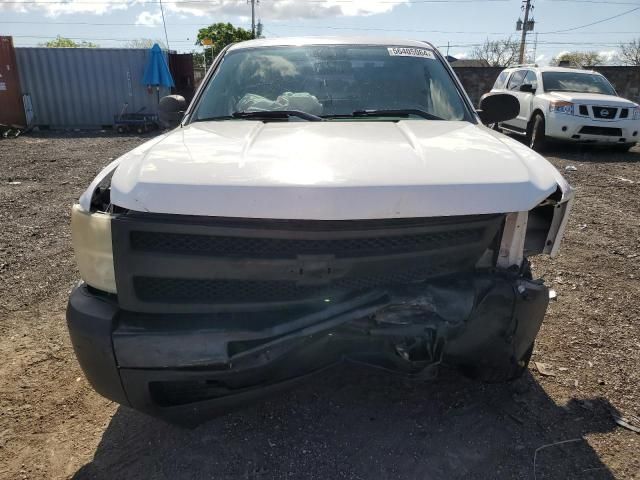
491, 65, 640, 151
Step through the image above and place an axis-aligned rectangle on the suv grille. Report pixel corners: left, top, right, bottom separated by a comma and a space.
592, 106, 618, 119
579, 126, 622, 136
112, 214, 505, 313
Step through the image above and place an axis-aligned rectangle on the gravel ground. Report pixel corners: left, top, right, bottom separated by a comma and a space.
0, 132, 638, 480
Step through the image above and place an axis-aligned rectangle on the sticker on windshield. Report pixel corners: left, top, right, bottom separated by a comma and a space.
387, 47, 435, 59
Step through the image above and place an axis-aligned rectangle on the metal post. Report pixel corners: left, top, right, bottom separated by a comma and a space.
251, 0, 256, 38
518, 0, 532, 64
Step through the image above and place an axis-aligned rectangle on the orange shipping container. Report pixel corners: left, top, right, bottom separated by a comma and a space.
0, 36, 26, 127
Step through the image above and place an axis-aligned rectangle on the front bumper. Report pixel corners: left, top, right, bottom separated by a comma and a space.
546, 113, 639, 144
67, 272, 549, 424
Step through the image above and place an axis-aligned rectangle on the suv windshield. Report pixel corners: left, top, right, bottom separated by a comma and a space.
193, 45, 469, 122
542, 72, 616, 95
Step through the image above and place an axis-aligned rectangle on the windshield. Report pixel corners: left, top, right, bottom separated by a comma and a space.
542, 72, 616, 95
193, 45, 469, 122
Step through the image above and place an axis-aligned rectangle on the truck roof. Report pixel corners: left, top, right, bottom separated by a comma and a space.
503, 65, 599, 75
227, 37, 437, 52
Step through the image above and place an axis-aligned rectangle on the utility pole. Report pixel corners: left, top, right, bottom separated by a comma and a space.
518, 0, 533, 64
159, 0, 170, 50
250, 0, 256, 38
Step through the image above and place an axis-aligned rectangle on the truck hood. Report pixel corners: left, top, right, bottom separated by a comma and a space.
109, 121, 566, 220
546, 91, 637, 107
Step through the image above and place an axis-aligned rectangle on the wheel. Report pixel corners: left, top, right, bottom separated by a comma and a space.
527, 113, 547, 152
136, 126, 144, 134
613, 143, 634, 153
116, 126, 125, 134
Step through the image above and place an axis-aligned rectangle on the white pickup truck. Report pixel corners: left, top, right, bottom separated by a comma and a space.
67, 38, 573, 423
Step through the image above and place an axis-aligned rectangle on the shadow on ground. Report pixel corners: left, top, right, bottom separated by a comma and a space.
73, 365, 617, 480
506, 134, 640, 164
546, 143, 639, 163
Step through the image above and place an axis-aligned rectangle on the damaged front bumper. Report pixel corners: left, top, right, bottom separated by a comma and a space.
67, 271, 549, 423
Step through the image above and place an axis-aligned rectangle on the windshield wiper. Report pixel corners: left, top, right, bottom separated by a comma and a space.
324, 109, 443, 120
193, 115, 234, 122
232, 110, 324, 122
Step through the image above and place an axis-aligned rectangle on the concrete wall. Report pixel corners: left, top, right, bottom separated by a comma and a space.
591, 66, 640, 104
452, 66, 504, 107
452, 65, 640, 107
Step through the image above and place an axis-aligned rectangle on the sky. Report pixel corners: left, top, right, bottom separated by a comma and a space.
1, 0, 639, 65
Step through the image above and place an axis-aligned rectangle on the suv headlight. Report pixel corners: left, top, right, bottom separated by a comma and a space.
633, 106, 640, 120
549, 101, 574, 115
71, 204, 117, 293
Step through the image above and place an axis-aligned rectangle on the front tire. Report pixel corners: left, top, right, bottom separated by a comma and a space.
528, 114, 547, 152
613, 143, 635, 153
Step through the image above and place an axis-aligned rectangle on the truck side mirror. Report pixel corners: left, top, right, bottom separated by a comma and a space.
158, 95, 187, 128
477, 93, 520, 125
519, 83, 535, 94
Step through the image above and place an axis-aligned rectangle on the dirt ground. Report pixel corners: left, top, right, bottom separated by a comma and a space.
0, 132, 638, 480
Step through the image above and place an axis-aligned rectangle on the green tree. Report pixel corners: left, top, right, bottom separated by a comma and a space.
550, 51, 604, 67
619, 38, 640, 66
40, 35, 98, 48
191, 50, 206, 68
470, 38, 520, 67
196, 22, 253, 64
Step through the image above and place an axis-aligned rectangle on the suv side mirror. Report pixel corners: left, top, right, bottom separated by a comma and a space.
520, 83, 535, 93
477, 93, 520, 125
158, 95, 187, 128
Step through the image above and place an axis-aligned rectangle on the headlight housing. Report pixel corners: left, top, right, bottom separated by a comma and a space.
71, 204, 117, 293
549, 101, 574, 115
633, 106, 640, 120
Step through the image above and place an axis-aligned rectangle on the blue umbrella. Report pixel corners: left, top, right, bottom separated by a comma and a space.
142, 43, 175, 104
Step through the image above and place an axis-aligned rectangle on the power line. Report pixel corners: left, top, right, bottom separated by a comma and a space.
540, 6, 640, 33
158, 0, 170, 49
0, 20, 251, 27
0, 0, 511, 3
2, 21, 640, 38
545, 0, 640, 5
8, 34, 630, 48
10, 34, 197, 42
2, 19, 639, 36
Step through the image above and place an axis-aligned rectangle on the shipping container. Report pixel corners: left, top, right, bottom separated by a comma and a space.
14, 47, 173, 129
0, 36, 27, 127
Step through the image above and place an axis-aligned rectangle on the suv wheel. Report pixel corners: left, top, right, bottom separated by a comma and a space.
613, 143, 634, 153
528, 113, 547, 152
